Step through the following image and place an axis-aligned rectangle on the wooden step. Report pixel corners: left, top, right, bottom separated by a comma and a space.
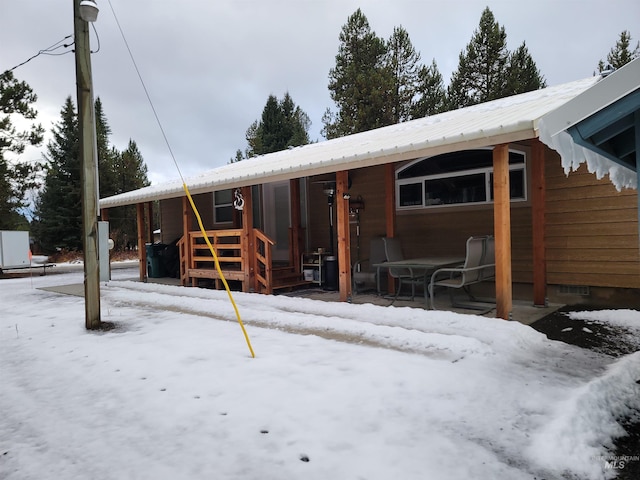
272, 279, 313, 292
273, 265, 303, 281
273, 266, 297, 275
188, 268, 244, 281
274, 271, 304, 281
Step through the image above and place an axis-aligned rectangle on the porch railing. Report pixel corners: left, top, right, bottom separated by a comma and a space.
254, 229, 275, 294
178, 228, 275, 293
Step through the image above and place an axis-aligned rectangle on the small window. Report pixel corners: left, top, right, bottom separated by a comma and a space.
399, 183, 423, 207
396, 149, 527, 210
214, 190, 233, 223
425, 173, 486, 205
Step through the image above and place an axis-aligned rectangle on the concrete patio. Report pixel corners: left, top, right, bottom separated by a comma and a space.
38, 268, 563, 327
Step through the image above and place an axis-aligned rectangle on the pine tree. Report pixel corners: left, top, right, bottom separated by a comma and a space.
447, 7, 546, 109
0, 70, 44, 229
229, 149, 245, 164
111, 140, 149, 197
411, 59, 447, 118
386, 26, 421, 123
107, 140, 149, 249
33, 96, 149, 252
0, 159, 17, 229
323, 9, 393, 138
243, 120, 262, 159
33, 97, 82, 252
280, 92, 311, 149
505, 42, 546, 95
447, 7, 509, 109
238, 92, 310, 160
94, 97, 120, 199
597, 30, 639, 72
259, 95, 285, 154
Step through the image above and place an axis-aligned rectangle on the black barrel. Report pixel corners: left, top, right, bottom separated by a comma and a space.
324, 256, 338, 291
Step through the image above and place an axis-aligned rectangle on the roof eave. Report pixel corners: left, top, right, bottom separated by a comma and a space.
98, 122, 536, 209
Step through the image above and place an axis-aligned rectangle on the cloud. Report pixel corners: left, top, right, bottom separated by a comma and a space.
2, 0, 638, 186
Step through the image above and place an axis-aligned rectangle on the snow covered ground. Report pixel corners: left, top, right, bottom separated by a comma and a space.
1, 265, 639, 479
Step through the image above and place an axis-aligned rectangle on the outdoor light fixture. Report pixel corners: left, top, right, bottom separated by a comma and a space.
80, 0, 99, 22
322, 183, 336, 197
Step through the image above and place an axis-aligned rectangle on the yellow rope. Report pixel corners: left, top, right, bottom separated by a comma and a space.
183, 183, 255, 358
106, 1, 254, 357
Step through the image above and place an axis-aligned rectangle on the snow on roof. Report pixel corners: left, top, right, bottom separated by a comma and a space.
539, 58, 640, 191
100, 76, 598, 208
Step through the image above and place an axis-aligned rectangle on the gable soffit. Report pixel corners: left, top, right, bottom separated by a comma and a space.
567, 87, 639, 172
539, 58, 640, 177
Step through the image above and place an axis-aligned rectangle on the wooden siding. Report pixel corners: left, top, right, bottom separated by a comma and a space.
160, 197, 183, 243
192, 192, 215, 230
160, 192, 217, 243
348, 165, 389, 256
308, 167, 390, 258
395, 206, 533, 284
307, 146, 640, 292
545, 149, 640, 288
309, 165, 534, 284
307, 177, 332, 253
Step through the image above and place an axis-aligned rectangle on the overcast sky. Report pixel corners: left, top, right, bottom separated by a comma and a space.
2, 0, 638, 186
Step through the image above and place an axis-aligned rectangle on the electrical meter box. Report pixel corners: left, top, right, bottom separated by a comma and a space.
0, 230, 30, 270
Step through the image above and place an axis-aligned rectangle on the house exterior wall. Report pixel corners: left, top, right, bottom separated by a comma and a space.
396, 204, 534, 284
160, 192, 216, 244
307, 178, 332, 253
158, 145, 638, 300
192, 193, 215, 230
308, 167, 391, 256
160, 197, 183, 243
324, 162, 534, 285
347, 165, 389, 259
544, 149, 640, 289
306, 145, 640, 301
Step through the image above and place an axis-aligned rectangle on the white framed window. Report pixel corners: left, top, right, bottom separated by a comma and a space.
214, 189, 233, 223
396, 148, 527, 210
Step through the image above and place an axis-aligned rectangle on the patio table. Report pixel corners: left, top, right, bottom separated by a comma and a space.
373, 257, 465, 304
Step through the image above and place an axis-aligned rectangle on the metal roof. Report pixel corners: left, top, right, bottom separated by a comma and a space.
99, 76, 598, 208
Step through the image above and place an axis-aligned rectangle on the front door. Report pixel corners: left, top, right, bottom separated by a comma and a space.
263, 180, 291, 262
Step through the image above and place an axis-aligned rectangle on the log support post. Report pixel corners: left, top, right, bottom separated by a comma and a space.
384, 163, 397, 294
241, 186, 254, 292
290, 179, 303, 274
136, 203, 146, 282
181, 196, 193, 285
336, 170, 352, 301
146, 201, 154, 243
493, 144, 513, 320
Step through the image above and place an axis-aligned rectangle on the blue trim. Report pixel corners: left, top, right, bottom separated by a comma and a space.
567, 88, 639, 173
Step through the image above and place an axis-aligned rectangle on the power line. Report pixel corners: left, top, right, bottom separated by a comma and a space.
106, 0, 254, 357
7, 35, 74, 72
106, 0, 184, 181
91, 23, 101, 54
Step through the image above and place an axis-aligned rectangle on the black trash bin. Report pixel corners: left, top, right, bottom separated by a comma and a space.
324, 256, 338, 291
146, 243, 167, 278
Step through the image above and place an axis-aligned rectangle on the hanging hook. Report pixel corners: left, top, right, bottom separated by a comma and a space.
233, 188, 245, 210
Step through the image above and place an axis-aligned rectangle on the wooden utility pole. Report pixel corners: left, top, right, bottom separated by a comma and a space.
74, 0, 101, 329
